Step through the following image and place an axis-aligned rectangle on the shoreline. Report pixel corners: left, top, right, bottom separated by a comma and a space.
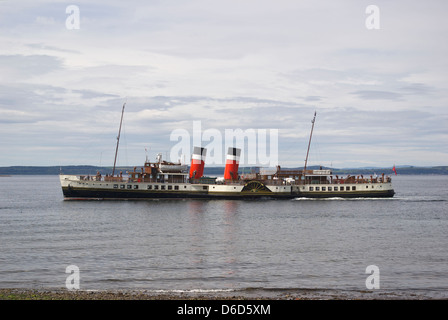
1, 288, 446, 300
0, 288, 270, 300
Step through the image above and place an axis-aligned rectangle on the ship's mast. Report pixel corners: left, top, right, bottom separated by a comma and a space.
112, 103, 126, 176
303, 111, 316, 175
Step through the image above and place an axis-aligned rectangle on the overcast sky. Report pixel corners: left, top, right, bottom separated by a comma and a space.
1, 0, 447, 168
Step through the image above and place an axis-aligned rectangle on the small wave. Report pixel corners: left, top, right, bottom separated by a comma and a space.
393, 196, 447, 202
404, 199, 446, 203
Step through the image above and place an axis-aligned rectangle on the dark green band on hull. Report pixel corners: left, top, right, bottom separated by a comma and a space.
62, 187, 395, 200
298, 189, 395, 198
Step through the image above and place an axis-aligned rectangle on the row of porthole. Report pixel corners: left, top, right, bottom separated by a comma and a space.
113, 184, 184, 190
309, 185, 358, 191
112, 184, 210, 191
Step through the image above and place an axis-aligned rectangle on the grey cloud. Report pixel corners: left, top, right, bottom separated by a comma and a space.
399, 83, 434, 95
72, 89, 121, 100
304, 96, 322, 102
281, 68, 346, 82
26, 43, 80, 54
0, 83, 65, 111
351, 90, 402, 101
0, 54, 63, 79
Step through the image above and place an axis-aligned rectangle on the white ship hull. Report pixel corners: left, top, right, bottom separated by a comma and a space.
60, 175, 395, 200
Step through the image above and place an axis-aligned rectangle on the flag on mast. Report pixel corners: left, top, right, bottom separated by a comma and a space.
392, 165, 397, 175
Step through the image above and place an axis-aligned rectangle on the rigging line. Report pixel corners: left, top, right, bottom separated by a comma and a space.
311, 125, 322, 167
122, 114, 129, 167
112, 103, 125, 176
303, 111, 316, 173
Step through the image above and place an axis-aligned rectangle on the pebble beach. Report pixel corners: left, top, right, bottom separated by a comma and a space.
0, 288, 268, 300
1, 288, 444, 300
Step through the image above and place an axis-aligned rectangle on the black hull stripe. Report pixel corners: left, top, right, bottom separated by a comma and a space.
62, 187, 395, 200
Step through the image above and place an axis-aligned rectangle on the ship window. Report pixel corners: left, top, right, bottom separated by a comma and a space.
161, 185, 165, 190
184, 186, 187, 189
127, 185, 132, 189
154, 185, 159, 190
366, 185, 368, 188
352, 186, 356, 191
120, 185, 125, 189
174, 186, 179, 190
328, 187, 332, 191
309, 187, 314, 191
168, 185, 172, 190
113, 184, 118, 189
147, 185, 152, 190
134, 185, 138, 189
316, 187, 320, 191
322, 187, 326, 191
203, 186, 208, 190
334, 186, 338, 191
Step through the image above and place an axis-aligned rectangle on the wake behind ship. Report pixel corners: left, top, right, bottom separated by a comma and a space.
60, 107, 395, 200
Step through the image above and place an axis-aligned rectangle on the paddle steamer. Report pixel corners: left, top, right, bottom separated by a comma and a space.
60, 107, 395, 200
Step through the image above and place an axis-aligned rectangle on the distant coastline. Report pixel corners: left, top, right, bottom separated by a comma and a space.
0, 165, 447, 175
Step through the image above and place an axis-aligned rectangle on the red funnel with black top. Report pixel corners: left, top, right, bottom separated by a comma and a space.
189, 146, 207, 179
224, 147, 241, 180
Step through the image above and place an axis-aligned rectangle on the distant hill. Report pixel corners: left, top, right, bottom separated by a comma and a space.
0, 166, 130, 176
0, 165, 447, 175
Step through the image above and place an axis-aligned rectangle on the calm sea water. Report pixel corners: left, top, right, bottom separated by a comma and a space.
1, 175, 447, 299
